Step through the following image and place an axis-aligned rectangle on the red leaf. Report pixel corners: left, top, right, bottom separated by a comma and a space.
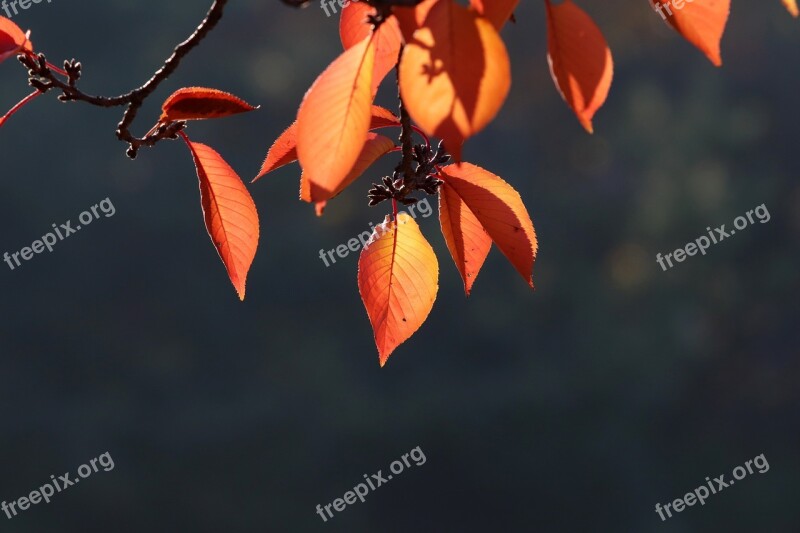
254, 105, 399, 182
651, 0, 730, 66
399, 0, 511, 161
0, 17, 32, 64
439, 180, 492, 295
469, 0, 518, 30
182, 136, 260, 300
358, 213, 439, 366
160, 87, 258, 122
300, 132, 396, 204
341, 2, 403, 94
439, 163, 537, 287
546, 0, 613, 133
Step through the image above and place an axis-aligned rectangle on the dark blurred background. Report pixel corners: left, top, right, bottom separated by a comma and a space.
1, 1, 798, 531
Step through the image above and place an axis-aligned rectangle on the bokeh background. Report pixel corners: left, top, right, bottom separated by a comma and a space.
1, 1, 798, 531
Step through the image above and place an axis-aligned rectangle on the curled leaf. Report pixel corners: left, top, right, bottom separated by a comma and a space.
183, 137, 260, 300
546, 0, 613, 133
358, 213, 439, 366
160, 87, 258, 123
399, 0, 511, 161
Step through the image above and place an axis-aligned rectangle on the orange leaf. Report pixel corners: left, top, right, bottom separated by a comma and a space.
469, 0, 518, 30
782, 0, 799, 17
369, 105, 403, 129
254, 105, 399, 182
651, 0, 730, 66
341, 2, 403, 94
399, 0, 511, 162
358, 213, 439, 366
545, 0, 613, 133
183, 138, 260, 300
296, 35, 376, 194
0, 17, 32, 64
393, 0, 438, 43
439, 163, 537, 287
301, 132, 395, 204
160, 87, 258, 123
439, 180, 492, 295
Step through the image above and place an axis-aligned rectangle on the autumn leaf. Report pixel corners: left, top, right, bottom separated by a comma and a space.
782, 0, 799, 17
439, 163, 537, 287
358, 213, 439, 366
393, 0, 438, 43
439, 180, 492, 295
300, 132, 396, 205
0, 17, 32, 64
182, 135, 260, 301
651, 0, 730, 66
160, 87, 258, 123
296, 35, 375, 195
399, 0, 511, 161
545, 0, 613, 134
469, 0, 518, 30
340, 2, 403, 94
253, 105, 399, 182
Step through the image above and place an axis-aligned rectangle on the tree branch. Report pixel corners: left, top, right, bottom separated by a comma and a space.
18, 0, 229, 158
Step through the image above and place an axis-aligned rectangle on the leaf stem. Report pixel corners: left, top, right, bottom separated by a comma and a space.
0, 90, 41, 129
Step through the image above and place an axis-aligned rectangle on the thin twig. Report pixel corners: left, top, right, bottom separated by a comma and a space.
17, 0, 228, 158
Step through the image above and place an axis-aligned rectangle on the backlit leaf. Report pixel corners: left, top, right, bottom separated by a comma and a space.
651, 0, 730, 66
440, 163, 537, 287
296, 35, 376, 193
782, 0, 798, 17
254, 105, 399, 182
393, 0, 438, 43
184, 139, 260, 301
546, 0, 613, 133
0, 17, 32, 64
469, 0, 518, 30
399, 0, 511, 161
160, 87, 258, 122
300, 132, 396, 204
439, 180, 492, 295
358, 213, 439, 366
341, 2, 403, 94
